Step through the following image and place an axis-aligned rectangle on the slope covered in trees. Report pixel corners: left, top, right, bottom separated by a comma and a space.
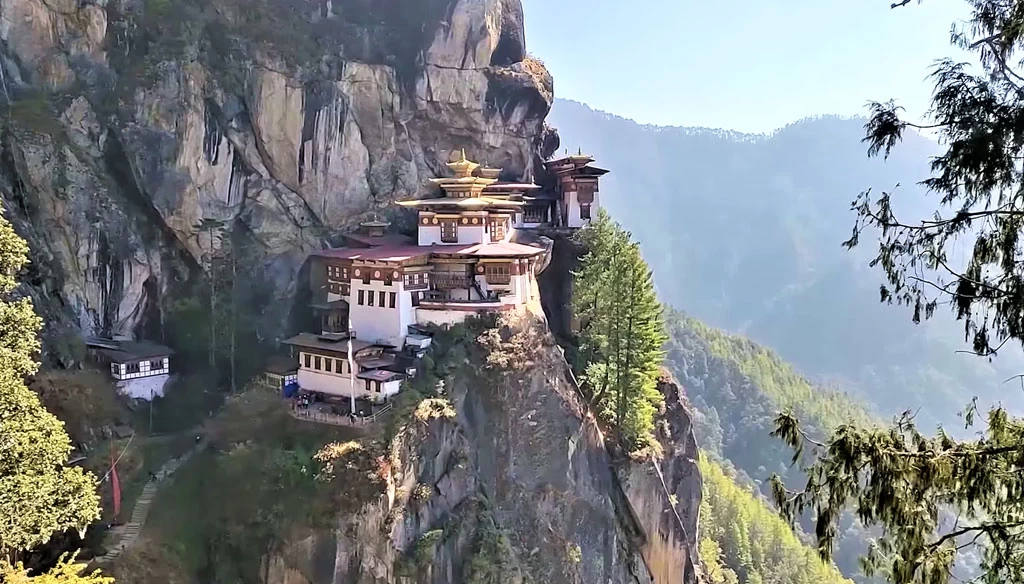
550, 98, 1024, 431
699, 454, 851, 584
662, 307, 881, 581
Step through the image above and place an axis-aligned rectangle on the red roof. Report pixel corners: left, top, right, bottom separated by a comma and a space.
343, 233, 413, 248
453, 241, 545, 257
314, 245, 432, 262
313, 241, 544, 262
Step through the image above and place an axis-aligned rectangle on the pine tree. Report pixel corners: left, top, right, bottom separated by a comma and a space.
771, 3, 1024, 582
0, 211, 102, 574
573, 209, 666, 449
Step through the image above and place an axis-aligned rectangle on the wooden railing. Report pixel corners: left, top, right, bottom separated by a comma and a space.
290, 402, 394, 427
431, 273, 471, 290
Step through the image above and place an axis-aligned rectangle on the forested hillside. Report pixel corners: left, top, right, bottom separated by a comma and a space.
550, 98, 1024, 431
662, 308, 879, 581
699, 455, 851, 584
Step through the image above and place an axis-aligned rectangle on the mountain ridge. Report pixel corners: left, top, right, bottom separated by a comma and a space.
548, 96, 1023, 433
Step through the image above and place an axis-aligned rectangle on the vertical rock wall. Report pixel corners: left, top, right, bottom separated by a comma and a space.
0, 0, 557, 350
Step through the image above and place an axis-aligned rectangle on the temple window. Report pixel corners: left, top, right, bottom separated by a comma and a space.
580, 204, 592, 220
358, 290, 365, 305
314, 356, 322, 370
304, 354, 312, 368
524, 206, 546, 223
485, 264, 512, 285
389, 292, 397, 308
378, 291, 386, 307
489, 218, 506, 242
368, 291, 375, 307
440, 219, 458, 243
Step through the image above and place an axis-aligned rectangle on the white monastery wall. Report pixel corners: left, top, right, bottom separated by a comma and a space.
418, 225, 442, 246
296, 368, 401, 401
416, 308, 472, 328
350, 279, 404, 346
117, 374, 170, 400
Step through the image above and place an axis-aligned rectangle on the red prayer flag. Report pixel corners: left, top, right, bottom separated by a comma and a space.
110, 448, 121, 521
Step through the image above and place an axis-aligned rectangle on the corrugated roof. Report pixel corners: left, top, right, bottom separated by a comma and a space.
357, 369, 405, 382
88, 339, 174, 363
282, 333, 378, 356
265, 355, 298, 375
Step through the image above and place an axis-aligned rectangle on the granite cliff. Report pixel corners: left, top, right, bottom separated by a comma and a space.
0, 1, 706, 581
260, 311, 702, 584
0, 0, 557, 355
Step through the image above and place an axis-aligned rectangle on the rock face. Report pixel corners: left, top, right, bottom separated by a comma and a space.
0, 0, 556, 353
265, 310, 703, 584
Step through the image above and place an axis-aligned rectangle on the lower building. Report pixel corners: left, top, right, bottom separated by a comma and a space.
281, 332, 409, 403
85, 338, 174, 400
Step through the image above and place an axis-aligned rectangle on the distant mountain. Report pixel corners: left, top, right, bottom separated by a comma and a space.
550, 98, 1024, 431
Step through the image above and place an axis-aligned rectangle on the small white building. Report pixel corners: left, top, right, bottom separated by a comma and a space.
281, 333, 406, 403
86, 338, 174, 400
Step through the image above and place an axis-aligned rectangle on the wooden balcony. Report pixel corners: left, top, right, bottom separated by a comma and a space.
431, 273, 471, 290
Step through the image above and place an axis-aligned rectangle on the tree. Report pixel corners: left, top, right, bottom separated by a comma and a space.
1, 555, 111, 583
0, 211, 102, 570
771, 2, 1024, 583
573, 209, 667, 449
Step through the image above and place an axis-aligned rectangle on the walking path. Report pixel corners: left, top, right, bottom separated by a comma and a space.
92, 437, 207, 564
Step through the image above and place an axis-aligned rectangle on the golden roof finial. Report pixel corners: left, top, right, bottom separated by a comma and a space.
446, 148, 479, 178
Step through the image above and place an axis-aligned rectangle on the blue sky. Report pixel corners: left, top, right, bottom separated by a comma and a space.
522, 0, 972, 133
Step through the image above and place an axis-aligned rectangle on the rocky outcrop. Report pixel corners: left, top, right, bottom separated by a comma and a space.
616, 373, 702, 584
264, 310, 703, 584
0, 0, 557, 353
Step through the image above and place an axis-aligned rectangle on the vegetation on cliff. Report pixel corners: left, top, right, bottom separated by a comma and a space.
572, 209, 667, 450
766, 2, 1024, 583
699, 455, 851, 584
662, 307, 883, 581
0, 211, 107, 581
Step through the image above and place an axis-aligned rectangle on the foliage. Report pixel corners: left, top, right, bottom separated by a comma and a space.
0, 554, 112, 583
0, 211, 101, 567
28, 371, 123, 447
663, 308, 879, 580
413, 398, 456, 423
768, 2, 1024, 583
699, 537, 739, 584
140, 390, 343, 583
573, 209, 667, 449
700, 455, 851, 584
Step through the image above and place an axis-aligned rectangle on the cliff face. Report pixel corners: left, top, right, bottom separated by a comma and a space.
0, 0, 556, 352
266, 310, 702, 584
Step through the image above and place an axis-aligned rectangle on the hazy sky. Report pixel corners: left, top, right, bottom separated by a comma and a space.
522, 0, 973, 133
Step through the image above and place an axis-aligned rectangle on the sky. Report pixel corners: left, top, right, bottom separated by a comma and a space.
522, 0, 973, 134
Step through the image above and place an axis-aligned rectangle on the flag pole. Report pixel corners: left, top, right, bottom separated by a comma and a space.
347, 316, 356, 416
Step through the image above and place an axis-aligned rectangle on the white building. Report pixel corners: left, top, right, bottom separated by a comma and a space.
281, 333, 407, 402
291, 149, 609, 399
86, 338, 174, 400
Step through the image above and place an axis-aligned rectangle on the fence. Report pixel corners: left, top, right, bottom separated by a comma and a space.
290, 402, 394, 427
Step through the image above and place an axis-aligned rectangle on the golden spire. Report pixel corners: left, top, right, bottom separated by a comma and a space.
447, 148, 479, 178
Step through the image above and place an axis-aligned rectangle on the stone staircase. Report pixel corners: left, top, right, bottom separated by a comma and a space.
92, 439, 206, 564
